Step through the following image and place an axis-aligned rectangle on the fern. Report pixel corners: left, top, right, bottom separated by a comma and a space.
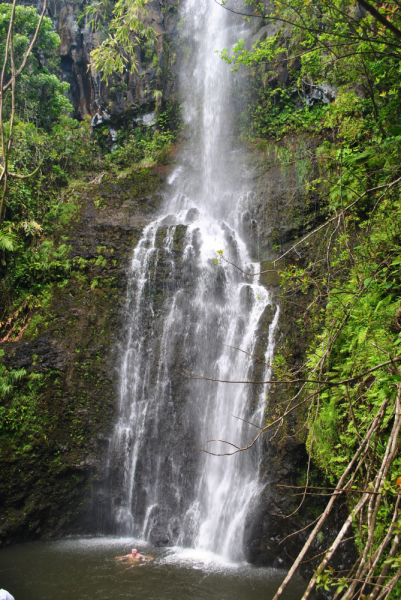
0, 364, 27, 398
0, 227, 17, 252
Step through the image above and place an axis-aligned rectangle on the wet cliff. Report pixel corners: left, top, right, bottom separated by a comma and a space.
47, 0, 179, 120
239, 138, 356, 579
1, 0, 184, 549
0, 166, 170, 545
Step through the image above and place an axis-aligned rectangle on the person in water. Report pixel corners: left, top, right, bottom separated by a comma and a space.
115, 548, 153, 563
0, 590, 15, 600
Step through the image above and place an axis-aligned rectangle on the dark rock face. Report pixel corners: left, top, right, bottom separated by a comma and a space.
43, 0, 180, 120
239, 137, 357, 587
239, 136, 323, 263
245, 435, 356, 583
0, 167, 169, 546
3, 333, 68, 373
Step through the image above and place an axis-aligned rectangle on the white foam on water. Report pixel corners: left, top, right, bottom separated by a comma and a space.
50, 536, 149, 551
159, 546, 294, 583
161, 546, 238, 570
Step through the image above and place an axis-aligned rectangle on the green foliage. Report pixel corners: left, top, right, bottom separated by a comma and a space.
0, 2, 95, 233
0, 362, 49, 452
305, 195, 401, 483
87, 0, 156, 78
223, 0, 401, 141
4, 233, 71, 290
0, 362, 26, 398
0, 5, 98, 331
0, 4, 71, 129
0, 0, 175, 339
0, 225, 16, 251
104, 111, 175, 169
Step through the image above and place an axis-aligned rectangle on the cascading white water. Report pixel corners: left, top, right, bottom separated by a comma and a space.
106, 0, 280, 561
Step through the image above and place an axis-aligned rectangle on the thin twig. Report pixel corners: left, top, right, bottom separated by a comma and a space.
182, 355, 401, 386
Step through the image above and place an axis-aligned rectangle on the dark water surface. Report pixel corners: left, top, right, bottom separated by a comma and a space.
0, 537, 305, 600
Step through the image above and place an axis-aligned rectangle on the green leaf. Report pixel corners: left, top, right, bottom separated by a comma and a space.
386, 375, 401, 382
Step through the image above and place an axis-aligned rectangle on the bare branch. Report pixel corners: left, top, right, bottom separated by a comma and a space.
205, 439, 241, 449
358, 0, 401, 41
273, 177, 401, 265
278, 514, 322, 546
231, 414, 262, 429
271, 400, 388, 600
223, 342, 270, 367
182, 355, 401, 386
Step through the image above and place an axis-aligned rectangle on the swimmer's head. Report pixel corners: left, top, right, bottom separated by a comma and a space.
132, 549, 137, 555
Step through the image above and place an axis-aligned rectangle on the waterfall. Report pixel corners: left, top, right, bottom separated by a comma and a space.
106, 0, 279, 562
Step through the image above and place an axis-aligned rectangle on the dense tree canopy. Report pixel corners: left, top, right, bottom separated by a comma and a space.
0, 4, 70, 128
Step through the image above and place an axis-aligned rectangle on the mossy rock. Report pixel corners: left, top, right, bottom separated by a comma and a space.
260, 261, 281, 287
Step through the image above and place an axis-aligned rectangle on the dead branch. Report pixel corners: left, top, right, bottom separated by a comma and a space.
286, 537, 355, 564
197, 389, 324, 456
231, 414, 262, 429
301, 390, 401, 600
271, 399, 388, 600
278, 514, 322, 546
182, 355, 401, 386
272, 177, 401, 266
341, 389, 401, 600
223, 342, 271, 367
204, 439, 241, 450
359, 494, 401, 599
299, 491, 372, 600
374, 568, 401, 600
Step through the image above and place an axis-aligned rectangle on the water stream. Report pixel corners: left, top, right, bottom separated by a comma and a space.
105, 0, 280, 562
